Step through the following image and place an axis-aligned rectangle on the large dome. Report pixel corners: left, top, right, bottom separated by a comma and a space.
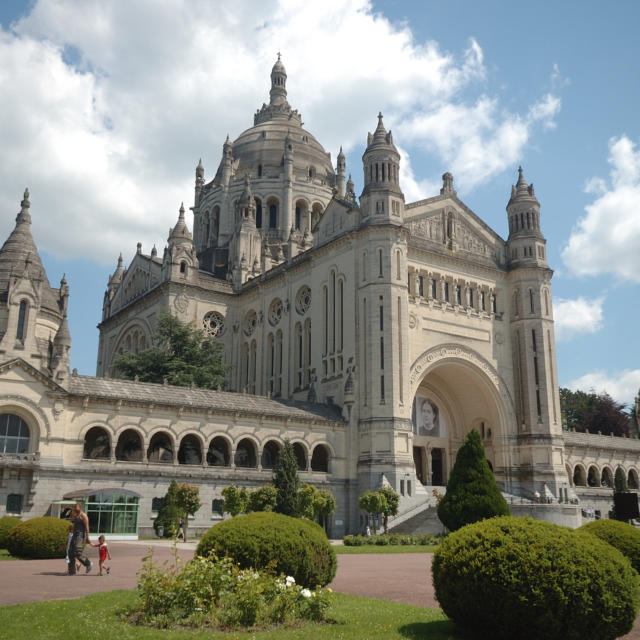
226, 56, 334, 183
231, 120, 334, 183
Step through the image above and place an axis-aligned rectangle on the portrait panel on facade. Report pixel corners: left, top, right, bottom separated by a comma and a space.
412, 394, 445, 437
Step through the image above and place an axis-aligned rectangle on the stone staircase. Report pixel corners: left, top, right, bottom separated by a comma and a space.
388, 503, 446, 535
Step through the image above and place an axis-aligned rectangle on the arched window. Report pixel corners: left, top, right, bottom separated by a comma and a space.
267, 200, 278, 229
115, 429, 143, 462
311, 444, 329, 472
0, 414, 30, 454
628, 469, 639, 490
293, 442, 307, 471
258, 164, 263, 177
83, 427, 110, 460
529, 289, 535, 314
573, 465, 586, 487
601, 467, 613, 488
295, 205, 301, 230
212, 206, 220, 242
396, 250, 401, 280
16, 300, 27, 341
255, 198, 263, 228
234, 438, 257, 468
178, 435, 202, 465
180, 262, 187, 274
544, 289, 550, 316
147, 432, 173, 463
207, 437, 230, 466
587, 465, 599, 487
261, 440, 280, 469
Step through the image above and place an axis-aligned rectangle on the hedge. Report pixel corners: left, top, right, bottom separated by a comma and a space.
343, 533, 438, 546
432, 516, 639, 640
6, 517, 70, 559
0, 516, 21, 548
579, 518, 640, 574
196, 511, 336, 587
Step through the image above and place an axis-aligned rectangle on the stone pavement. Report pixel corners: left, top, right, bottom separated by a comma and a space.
0, 544, 638, 639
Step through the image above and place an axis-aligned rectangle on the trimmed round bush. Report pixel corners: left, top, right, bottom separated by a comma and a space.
196, 511, 336, 587
6, 517, 70, 559
579, 518, 640, 573
433, 516, 639, 640
0, 516, 21, 548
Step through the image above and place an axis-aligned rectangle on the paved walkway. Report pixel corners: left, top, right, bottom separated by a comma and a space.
0, 543, 638, 639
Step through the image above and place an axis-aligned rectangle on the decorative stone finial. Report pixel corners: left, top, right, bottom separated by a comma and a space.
151, 244, 157, 258
16, 188, 32, 225
136, 242, 142, 254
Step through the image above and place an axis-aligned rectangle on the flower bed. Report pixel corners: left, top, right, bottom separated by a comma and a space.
133, 548, 332, 630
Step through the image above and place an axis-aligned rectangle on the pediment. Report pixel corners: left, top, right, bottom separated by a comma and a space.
0, 358, 67, 393
313, 199, 359, 248
405, 195, 506, 263
111, 254, 161, 309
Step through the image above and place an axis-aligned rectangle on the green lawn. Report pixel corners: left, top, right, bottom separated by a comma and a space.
0, 590, 460, 640
335, 544, 437, 554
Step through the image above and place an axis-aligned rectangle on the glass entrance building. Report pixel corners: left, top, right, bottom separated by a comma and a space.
61, 488, 140, 539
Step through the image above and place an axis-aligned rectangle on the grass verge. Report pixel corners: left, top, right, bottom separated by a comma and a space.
0, 549, 16, 561
335, 544, 437, 554
0, 589, 460, 639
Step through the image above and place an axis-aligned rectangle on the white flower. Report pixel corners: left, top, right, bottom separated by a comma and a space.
285, 576, 295, 586
301, 588, 312, 598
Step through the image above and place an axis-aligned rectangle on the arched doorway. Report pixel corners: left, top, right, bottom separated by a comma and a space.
410, 347, 513, 489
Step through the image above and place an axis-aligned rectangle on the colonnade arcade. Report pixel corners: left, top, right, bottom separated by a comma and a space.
82, 425, 331, 473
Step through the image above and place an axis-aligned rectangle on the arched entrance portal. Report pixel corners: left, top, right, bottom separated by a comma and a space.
410, 346, 514, 491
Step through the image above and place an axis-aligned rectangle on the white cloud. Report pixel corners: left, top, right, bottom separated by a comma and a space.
398, 92, 560, 191
0, 0, 561, 263
562, 135, 640, 282
567, 369, 640, 407
553, 296, 604, 341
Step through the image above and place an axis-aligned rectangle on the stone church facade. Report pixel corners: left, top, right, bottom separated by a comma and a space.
0, 58, 638, 537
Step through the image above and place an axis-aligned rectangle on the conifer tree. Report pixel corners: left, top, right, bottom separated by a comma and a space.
273, 439, 300, 516
437, 429, 509, 531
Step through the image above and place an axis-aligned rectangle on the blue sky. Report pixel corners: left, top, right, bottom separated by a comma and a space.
1, 1, 639, 405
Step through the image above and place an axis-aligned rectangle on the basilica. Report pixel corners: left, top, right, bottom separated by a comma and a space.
0, 57, 638, 538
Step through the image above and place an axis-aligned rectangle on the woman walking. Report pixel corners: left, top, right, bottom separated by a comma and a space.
67, 502, 93, 575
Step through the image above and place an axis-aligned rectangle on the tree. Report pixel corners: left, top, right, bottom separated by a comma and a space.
221, 485, 248, 516
298, 483, 337, 528
113, 311, 227, 389
560, 387, 631, 437
377, 486, 400, 533
611, 466, 630, 521
154, 480, 182, 538
615, 466, 629, 494
247, 485, 278, 512
273, 439, 300, 516
358, 490, 387, 534
173, 482, 201, 542
437, 429, 509, 531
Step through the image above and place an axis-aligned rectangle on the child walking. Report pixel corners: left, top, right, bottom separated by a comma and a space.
97, 535, 111, 576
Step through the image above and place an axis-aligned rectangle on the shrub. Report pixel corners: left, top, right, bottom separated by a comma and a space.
579, 519, 640, 573
0, 516, 21, 548
433, 516, 639, 640
196, 511, 336, 587
6, 517, 70, 559
136, 548, 331, 629
437, 429, 509, 531
154, 503, 183, 538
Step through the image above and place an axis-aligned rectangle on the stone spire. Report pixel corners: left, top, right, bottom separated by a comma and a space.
0, 189, 57, 312
269, 53, 288, 107
336, 146, 346, 198
168, 203, 193, 247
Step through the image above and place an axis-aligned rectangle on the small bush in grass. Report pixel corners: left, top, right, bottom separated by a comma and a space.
196, 511, 336, 587
433, 516, 639, 640
0, 516, 21, 548
6, 517, 69, 559
579, 518, 640, 573
135, 548, 331, 629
